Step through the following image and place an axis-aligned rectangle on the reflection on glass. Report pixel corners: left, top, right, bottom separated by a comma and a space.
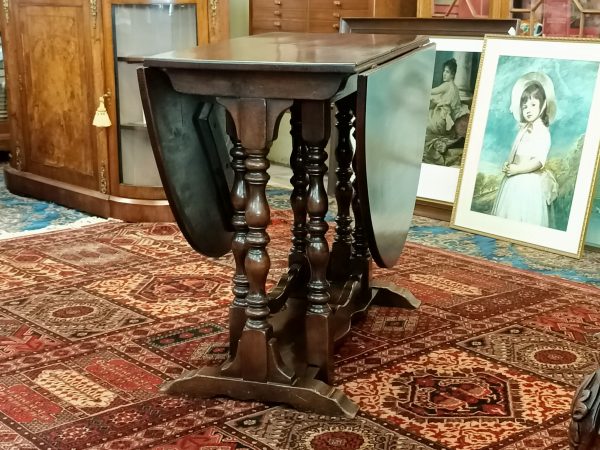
0, 36, 7, 123
432, 0, 489, 17
586, 171, 600, 246
113, 4, 197, 186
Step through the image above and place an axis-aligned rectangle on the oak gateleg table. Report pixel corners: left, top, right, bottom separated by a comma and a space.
138, 32, 435, 417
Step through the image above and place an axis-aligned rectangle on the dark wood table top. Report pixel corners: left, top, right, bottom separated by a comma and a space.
143, 32, 427, 73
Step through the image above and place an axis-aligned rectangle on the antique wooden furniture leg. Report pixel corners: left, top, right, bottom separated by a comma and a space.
161, 97, 358, 417
266, 102, 310, 312
569, 368, 600, 449
141, 31, 434, 418
301, 100, 335, 384
226, 114, 248, 358
325, 95, 420, 343
288, 101, 309, 271
328, 95, 355, 283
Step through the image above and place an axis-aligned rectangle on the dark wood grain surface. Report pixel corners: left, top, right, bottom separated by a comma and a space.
140, 31, 428, 415
144, 32, 426, 73
339, 17, 520, 36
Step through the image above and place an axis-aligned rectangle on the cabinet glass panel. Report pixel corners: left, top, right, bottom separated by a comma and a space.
432, 0, 489, 17
113, 4, 197, 186
0, 36, 7, 123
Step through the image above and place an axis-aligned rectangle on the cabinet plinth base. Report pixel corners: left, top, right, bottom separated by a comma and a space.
4, 166, 174, 222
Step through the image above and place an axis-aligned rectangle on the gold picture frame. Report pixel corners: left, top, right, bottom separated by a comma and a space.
451, 35, 600, 257
339, 17, 519, 221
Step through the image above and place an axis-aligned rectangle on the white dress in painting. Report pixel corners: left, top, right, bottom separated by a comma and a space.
491, 118, 551, 227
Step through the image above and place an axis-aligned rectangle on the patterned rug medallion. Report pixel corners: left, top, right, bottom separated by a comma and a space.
0, 211, 599, 449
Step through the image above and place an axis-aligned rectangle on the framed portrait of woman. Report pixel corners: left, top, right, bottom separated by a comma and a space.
338, 17, 520, 220
418, 37, 483, 207
451, 36, 600, 258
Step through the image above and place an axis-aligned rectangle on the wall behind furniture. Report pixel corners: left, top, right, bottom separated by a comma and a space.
230, 0, 250, 37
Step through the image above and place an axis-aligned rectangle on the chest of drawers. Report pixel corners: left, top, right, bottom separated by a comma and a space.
251, 0, 417, 34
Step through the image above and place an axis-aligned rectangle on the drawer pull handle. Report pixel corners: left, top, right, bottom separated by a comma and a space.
333, 12, 340, 17
274, 0, 281, 4
333, 1, 341, 6
274, 21, 281, 26
274, 10, 281, 15
333, 23, 339, 29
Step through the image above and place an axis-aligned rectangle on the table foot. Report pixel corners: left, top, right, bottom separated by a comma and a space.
161, 366, 359, 418
370, 279, 421, 309
331, 276, 420, 341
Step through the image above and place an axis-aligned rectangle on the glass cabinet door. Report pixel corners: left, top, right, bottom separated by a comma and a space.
0, 35, 9, 152
432, 0, 489, 17
0, 36, 7, 124
112, 4, 197, 186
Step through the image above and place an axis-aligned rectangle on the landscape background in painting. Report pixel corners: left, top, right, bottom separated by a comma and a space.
586, 172, 600, 247
423, 50, 481, 168
470, 55, 600, 231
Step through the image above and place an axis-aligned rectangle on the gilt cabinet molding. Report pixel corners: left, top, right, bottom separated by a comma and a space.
250, 0, 416, 34
3, 0, 229, 221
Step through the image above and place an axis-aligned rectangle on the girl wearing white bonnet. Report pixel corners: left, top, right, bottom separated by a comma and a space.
491, 71, 559, 227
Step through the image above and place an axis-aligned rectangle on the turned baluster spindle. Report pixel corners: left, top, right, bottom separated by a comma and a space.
289, 102, 309, 265
328, 96, 355, 283
244, 152, 272, 330
301, 100, 333, 382
302, 101, 331, 314
306, 145, 330, 313
333, 97, 354, 248
228, 121, 249, 356
351, 114, 370, 261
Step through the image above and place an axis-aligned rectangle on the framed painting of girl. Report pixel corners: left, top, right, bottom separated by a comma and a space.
452, 36, 600, 257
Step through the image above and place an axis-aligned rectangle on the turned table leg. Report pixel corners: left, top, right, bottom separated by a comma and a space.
329, 95, 355, 282
218, 97, 294, 383
226, 115, 248, 359
289, 101, 309, 269
301, 100, 334, 384
161, 96, 359, 418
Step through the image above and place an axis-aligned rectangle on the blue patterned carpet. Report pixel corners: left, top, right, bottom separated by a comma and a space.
268, 187, 600, 288
1, 174, 598, 287
0, 166, 106, 238
407, 217, 600, 287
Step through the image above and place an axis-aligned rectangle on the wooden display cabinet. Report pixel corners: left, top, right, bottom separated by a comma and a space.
2, 0, 228, 221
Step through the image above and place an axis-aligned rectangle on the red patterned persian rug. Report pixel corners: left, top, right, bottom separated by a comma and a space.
0, 210, 598, 450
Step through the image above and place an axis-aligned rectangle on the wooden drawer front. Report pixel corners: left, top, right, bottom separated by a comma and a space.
309, 8, 368, 21
310, 0, 368, 11
253, 0, 308, 11
253, 8, 308, 22
308, 20, 339, 32
252, 17, 308, 32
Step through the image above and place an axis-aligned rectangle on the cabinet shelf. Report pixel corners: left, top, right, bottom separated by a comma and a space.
117, 55, 145, 64
121, 122, 147, 130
